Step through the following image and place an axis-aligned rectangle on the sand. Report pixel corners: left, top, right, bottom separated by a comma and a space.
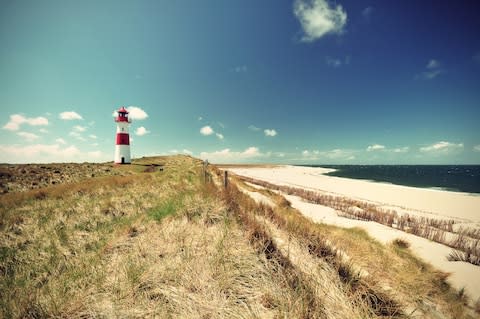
238, 185, 275, 208
231, 166, 480, 223
230, 165, 480, 302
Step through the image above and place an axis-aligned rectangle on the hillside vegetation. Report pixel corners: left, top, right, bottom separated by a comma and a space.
0, 156, 477, 318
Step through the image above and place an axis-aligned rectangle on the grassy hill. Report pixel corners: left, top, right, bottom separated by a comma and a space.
0, 156, 477, 318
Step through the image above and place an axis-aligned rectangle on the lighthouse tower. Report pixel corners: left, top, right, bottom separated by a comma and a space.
114, 106, 131, 164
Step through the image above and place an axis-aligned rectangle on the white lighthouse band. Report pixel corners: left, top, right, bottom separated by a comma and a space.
114, 106, 131, 164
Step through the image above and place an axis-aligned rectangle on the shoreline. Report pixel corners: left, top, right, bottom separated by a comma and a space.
230, 165, 480, 303
296, 164, 480, 195
231, 165, 480, 222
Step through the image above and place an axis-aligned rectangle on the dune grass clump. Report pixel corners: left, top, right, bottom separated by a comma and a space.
448, 246, 480, 266
392, 238, 411, 249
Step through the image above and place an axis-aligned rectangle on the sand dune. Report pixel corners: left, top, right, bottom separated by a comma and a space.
230, 165, 480, 303
231, 165, 480, 223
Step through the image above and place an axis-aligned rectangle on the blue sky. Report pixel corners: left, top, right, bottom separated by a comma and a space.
1, 0, 479, 164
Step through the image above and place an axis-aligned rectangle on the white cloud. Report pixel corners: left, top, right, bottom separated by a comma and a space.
420, 141, 463, 153
325, 56, 350, 68
170, 149, 193, 155
216, 133, 224, 140
69, 131, 86, 141
200, 146, 263, 163
301, 148, 355, 161
73, 125, 87, 132
420, 59, 444, 80
126, 106, 148, 120
56, 138, 66, 145
367, 144, 385, 151
3, 114, 49, 131
423, 69, 443, 79
135, 126, 149, 136
473, 145, 480, 152
427, 59, 439, 69
89, 134, 97, 139
248, 125, 261, 131
393, 146, 409, 153
264, 129, 277, 137
112, 106, 148, 120
200, 126, 214, 136
59, 111, 83, 120
297, 150, 356, 161
0, 144, 81, 163
234, 65, 247, 73
243, 147, 259, 156
88, 151, 102, 158
320, 149, 355, 159
294, 0, 347, 42
17, 132, 39, 141
325, 56, 342, 67
198, 116, 203, 121
38, 128, 48, 133
0, 143, 112, 163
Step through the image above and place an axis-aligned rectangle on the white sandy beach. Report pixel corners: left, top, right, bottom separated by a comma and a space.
230, 165, 480, 303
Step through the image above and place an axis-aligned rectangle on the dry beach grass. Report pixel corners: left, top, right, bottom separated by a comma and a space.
237, 175, 480, 267
0, 156, 477, 318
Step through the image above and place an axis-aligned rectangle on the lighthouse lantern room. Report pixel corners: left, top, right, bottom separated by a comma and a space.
114, 106, 131, 164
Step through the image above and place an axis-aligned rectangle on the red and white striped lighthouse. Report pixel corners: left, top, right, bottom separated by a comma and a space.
114, 106, 131, 164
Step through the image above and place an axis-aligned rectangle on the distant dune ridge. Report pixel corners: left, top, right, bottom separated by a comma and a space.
1, 156, 479, 317
0, 163, 129, 193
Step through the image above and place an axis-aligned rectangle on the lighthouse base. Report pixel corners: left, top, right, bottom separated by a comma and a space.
114, 145, 131, 164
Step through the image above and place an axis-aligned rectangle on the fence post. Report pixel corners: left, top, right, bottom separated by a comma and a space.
203, 160, 207, 183
224, 170, 228, 189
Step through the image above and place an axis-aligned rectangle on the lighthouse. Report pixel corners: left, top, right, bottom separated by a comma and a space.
114, 106, 131, 164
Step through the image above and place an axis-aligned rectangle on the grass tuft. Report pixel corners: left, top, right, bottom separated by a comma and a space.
448, 248, 480, 266
392, 238, 410, 249
148, 199, 178, 222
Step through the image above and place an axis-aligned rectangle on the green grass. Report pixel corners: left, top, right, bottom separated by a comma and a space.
149, 199, 179, 222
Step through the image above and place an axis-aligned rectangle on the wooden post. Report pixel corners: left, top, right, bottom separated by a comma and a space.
224, 170, 228, 189
203, 161, 206, 183
203, 160, 209, 183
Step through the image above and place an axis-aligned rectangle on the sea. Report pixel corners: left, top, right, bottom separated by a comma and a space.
300, 165, 480, 194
